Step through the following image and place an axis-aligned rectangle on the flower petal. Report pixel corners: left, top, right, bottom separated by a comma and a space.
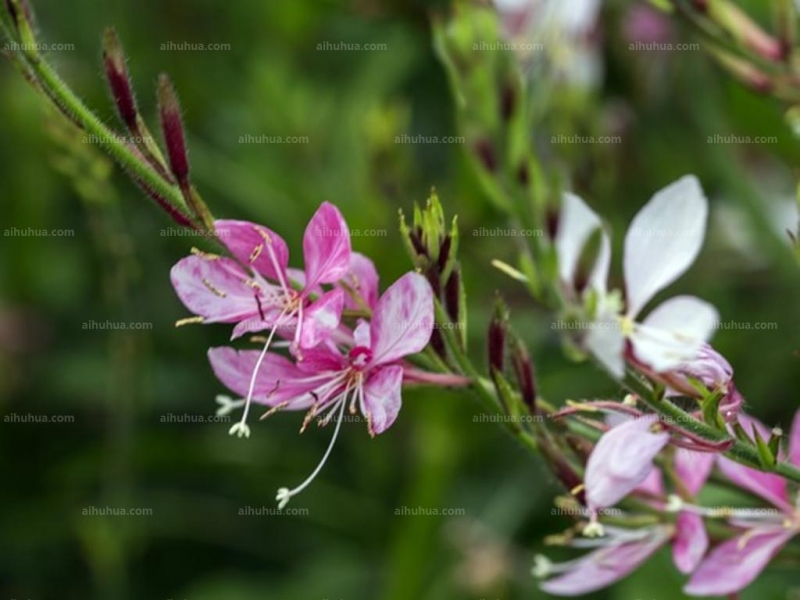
303, 202, 352, 290
208, 346, 316, 408
170, 256, 258, 323
684, 529, 795, 596
555, 192, 610, 294
674, 449, 714, 497
361, 365, 404, 436
630, 295, 718, 373
585, 415, 670, 510
716, 456, 791, 512
540, 532, 667, 595
370, 272, 434, 365
672, 511, 708, 574
298, 289, 345, 349
214, 220, 290, 282
624, 175, 708, 317
584, 312, 626, 378
342, 252, 379, 310
789, 409, 800, 468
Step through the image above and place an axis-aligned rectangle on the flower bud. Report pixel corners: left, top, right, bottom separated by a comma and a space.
102, 28, 138, 130
158, 73, 190, 186
473, 139, 497, 172
511, 338, 536, 411
488, 301, 507, 374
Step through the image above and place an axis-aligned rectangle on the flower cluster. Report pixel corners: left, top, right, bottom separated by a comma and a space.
170, 202, 435, 507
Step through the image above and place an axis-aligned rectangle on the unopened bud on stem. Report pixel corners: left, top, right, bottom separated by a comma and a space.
102, 28, 138, 130
158, 73, 190, 187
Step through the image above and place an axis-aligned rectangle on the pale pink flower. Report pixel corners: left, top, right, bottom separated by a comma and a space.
556, 176, 719, 378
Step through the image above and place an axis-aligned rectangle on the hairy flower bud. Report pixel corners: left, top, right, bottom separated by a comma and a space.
158, 73, 190, 186
102, 28, 138, 130
511, 338, 536, 411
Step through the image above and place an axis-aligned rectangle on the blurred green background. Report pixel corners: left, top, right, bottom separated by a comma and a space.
1, 0, 799, 598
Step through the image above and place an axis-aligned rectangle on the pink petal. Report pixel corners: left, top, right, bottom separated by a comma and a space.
624, 175, 708, 317
214, 220, 289, 282
353, 319, 371, 348
370, 272, 434, 365
170, 256, 258, 323
672, 511, 708, 574
298, 289, 345, 349
716, 456, 791, 512
789, 410, 800, 467
684, 529, 795, 596
585, 415, 670, 510
630, 296, 718, 373
208, 346, 316, 408
361, 365, 404, 436
342, 252, 379, 309
296, 345, 347, 374
541, 532, 667, 595
674, 449, 714, 496
302, 202, 352, 290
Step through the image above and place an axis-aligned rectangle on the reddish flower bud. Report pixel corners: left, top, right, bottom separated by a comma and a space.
102, 28, 138, 130
474, 139, 497, 172
511, 339, 536, 411
488, 305, 507, 374
158, 73, 190, 185
444, 266, 461, 324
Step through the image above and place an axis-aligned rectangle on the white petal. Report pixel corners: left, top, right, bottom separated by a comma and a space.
584, 312, 626, 378
630, 296, 719, 373
556, 192, 609, 294
624, 175, 708, 316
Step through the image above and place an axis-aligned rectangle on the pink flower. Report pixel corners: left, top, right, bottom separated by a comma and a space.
171, 201, 352, 347
209, 271, 434, 507
536, 446, 714, 595
556, 176, 719, 378
684, 410, 800, 596
583, 415, 670, 530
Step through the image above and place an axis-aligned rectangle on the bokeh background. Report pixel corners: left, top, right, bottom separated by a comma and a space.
1, 0, 799, 598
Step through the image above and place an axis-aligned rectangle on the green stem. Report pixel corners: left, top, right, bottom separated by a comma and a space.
624, 374, 800, 484
7, 46, 192, 221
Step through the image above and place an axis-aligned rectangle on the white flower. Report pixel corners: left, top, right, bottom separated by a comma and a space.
556, 175, 719, 377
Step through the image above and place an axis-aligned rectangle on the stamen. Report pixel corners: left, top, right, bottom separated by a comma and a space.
202, 278, 227, 298
175, 316, 204, 327
276, 391, 349, 510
